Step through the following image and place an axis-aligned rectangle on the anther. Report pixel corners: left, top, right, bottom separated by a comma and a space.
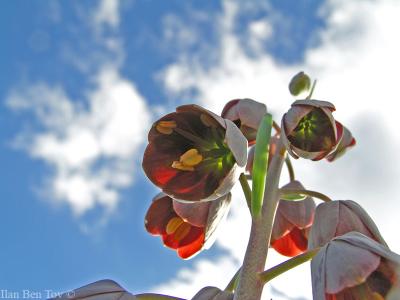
156, 120, 177, 134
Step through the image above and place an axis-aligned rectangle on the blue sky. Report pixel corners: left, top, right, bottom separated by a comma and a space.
1, 1, 400, 299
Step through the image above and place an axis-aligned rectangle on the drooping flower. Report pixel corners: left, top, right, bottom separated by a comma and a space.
326, 121, 356, 162
145, 193, 231, 259
221, 98, 267, 146
51, 279, 180, 299
308, 200, 387, 250
281, 100, 338, 160
191, 286, 233, 300
143, 104, 247, 202
311, 232, 400, 300
271, 180, 316, 257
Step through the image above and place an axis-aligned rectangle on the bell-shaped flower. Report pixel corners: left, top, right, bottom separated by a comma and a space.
281, 100, 338, 160
308, 200, 387, 250
143, 104, 247, 202
221, 98, 267, 146
271, 180, 316, 257
326, 121, 356, 162
311, 232, 400, 299
145, 193, 231, 259
51, 279, 182, 299
191, 287, 233, 300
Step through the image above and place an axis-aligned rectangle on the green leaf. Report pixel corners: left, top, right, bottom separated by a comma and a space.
251, 113, 273, 218
280, 193, 307, 201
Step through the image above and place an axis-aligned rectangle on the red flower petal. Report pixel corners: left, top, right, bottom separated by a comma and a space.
271, 227, 308, 257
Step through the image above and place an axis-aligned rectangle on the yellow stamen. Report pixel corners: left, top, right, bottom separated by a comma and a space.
372, 293, 384, 300
166, 217, 184, 235
180, 149, 203, 166
156, 120, 177, 134
171, 148, 203, 171
173, 222, 191, 242
171, 161, 194, 171
200, 113, 217, 127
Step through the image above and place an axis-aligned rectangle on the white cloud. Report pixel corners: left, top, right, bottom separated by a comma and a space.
93, 0, 120, 30
7, 67, 151, 216
153, 0, 400, 299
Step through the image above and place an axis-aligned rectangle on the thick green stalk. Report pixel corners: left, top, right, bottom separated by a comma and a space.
234, 140, 286, 300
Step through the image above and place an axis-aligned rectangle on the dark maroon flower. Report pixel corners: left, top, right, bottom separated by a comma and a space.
308, 200, 387, 250
143, 104, 247, 202
145, 193, 231, 259
311, 232, 400, 300
281, 100, 338, 161
271, 181, 316, 257
221, 98, 267, 146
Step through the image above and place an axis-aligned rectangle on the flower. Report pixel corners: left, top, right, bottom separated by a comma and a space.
221, 98, 267, 146
145, 193, 231, 259
326, 121, 356, 162
191, 287, 233, 300
271, 180, 316, 257
52, 279, 184, 299
311, 232, 400, 299
308, 200, 387, 250
281, 100, 338, 160
143, 104, 247, 202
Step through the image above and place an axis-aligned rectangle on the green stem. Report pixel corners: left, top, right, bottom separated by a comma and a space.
259, 248, 320, 284
234, 139, 286, 300
279, 188, 332, 202
225, 267, 241, 292
306, 79, 317, 99
239, 173, 252, 210
284, 155, 295, 181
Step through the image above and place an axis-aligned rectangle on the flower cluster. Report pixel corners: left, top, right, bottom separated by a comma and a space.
64, 72, 399, 300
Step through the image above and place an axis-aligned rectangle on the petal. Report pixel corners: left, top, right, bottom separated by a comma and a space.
172, 200, 211, 227
324, 239, 381, 294
177, 231, 205, 259
272, 227, 308, 257
145, 195, 175, 235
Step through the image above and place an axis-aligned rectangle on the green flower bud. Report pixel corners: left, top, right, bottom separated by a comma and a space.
289, 71, 311, 96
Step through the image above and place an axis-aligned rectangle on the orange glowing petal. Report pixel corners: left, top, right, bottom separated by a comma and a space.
178, 232, 205, 259
271, 228, 308, 257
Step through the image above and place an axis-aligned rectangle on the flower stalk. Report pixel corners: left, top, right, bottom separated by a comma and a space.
234, 139, 286, 300
279, 188, 332, 202
259, 247, 320, 284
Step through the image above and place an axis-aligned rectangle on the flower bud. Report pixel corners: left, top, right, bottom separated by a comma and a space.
308, 200, 387, 250
311, 232, 400, 299
221, 99, 267, 145
143, 104, 247, 202
145, 193, 231, 259
271, 181, 316, 257
288, 71, 311, 96
281, 100, 338, 160
326, 121, 356, 162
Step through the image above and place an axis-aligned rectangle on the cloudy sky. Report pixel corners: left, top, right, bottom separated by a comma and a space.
1, 0, 400, 299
